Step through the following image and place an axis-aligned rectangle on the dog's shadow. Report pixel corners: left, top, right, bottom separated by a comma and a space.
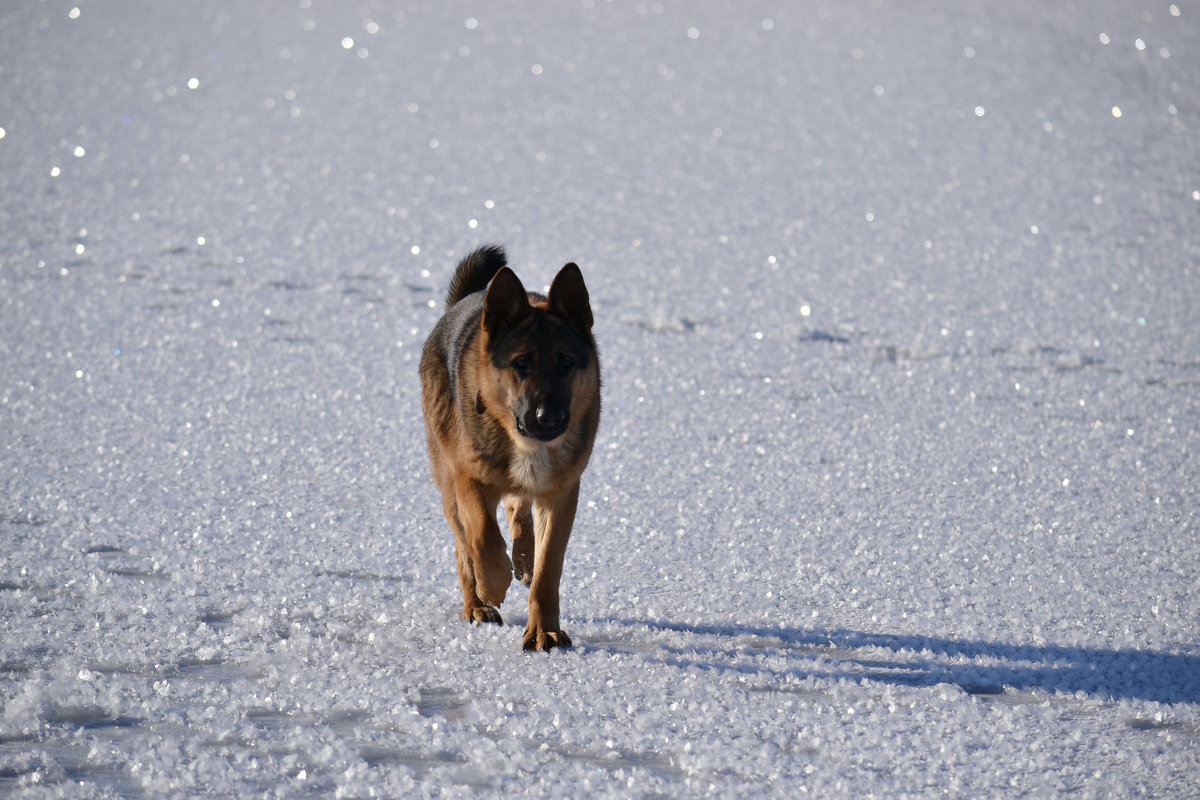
586, 618, 1200, 707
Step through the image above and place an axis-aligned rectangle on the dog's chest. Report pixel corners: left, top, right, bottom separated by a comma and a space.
509, 444, 554, 492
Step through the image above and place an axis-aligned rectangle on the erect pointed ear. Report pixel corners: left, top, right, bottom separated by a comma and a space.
482, 267, 531, 340
547, 262, 593, 331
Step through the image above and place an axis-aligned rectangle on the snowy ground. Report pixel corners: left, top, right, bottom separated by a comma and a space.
3, 1, 1199, 797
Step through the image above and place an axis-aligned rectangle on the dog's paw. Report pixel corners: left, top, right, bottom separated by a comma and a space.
464, 605, 503, 625
521, 625, 572, 652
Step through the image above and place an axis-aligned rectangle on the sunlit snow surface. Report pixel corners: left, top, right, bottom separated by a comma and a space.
2, 1, 1199, 797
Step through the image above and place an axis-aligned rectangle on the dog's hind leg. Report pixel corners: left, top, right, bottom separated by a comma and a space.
506, 496, 535, 586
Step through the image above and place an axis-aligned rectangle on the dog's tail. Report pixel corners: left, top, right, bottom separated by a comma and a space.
445, 244, 507, 310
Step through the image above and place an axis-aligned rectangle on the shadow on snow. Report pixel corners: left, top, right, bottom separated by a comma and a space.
600, 619, 1200, 706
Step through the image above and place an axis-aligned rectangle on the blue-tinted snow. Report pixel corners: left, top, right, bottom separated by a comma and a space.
2, 1, 1198, 797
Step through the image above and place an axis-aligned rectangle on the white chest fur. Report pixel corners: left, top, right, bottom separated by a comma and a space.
509, 443, 554, 492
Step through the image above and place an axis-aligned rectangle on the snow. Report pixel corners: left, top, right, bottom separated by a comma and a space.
2, 1, 1198, 797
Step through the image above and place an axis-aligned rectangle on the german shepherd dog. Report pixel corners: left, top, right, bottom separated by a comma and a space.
419, 245, 600, 651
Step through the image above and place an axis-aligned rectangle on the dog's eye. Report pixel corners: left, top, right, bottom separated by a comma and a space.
511, 355, 532, 374
557, 355, 575, 373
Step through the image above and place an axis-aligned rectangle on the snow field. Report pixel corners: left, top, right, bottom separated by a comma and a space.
2, 1, 1199, 797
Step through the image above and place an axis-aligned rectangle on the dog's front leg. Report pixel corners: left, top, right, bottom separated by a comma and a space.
523, 481, 579, 651
453, 478, 513, 611
453, 539, 502, 624
442, 492, 502, 624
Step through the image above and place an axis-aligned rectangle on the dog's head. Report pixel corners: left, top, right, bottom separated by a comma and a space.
478, 262, 596, 444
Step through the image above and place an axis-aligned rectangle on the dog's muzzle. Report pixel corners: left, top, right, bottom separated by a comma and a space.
516, 404, 569, 442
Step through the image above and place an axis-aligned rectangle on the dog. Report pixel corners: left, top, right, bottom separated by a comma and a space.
419, 245, 600, 651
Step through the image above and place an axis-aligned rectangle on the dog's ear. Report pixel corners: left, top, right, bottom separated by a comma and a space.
483, 267, 531, 340
547, 262, 593, 332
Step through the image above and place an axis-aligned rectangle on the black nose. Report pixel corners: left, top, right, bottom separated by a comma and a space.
536, 404, 566, 430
